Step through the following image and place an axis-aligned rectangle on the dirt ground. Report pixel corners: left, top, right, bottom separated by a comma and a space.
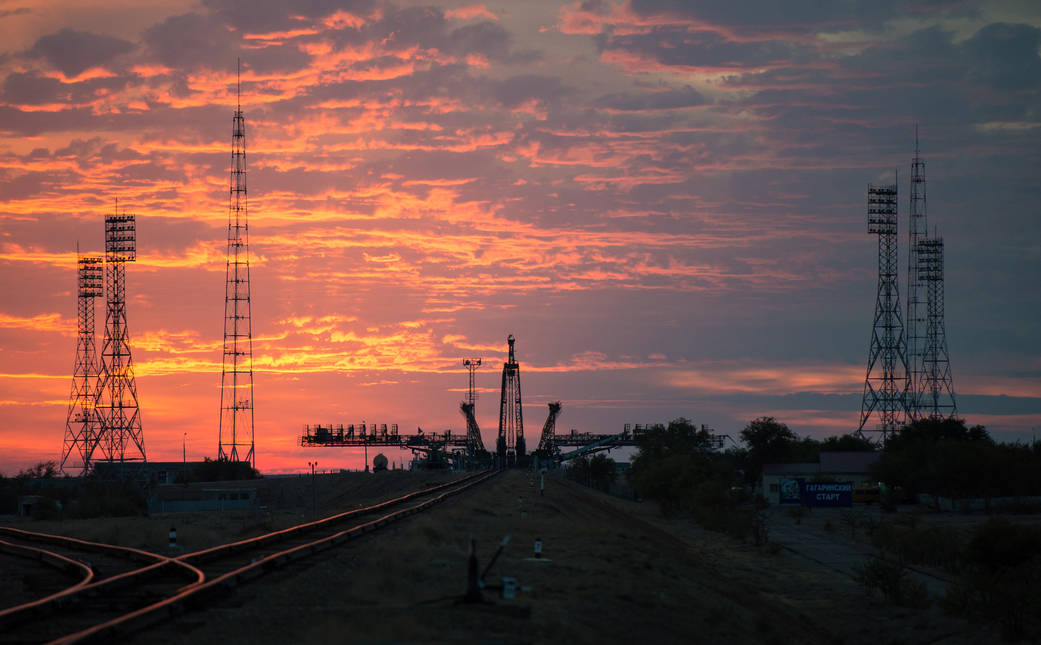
116, 471, 1001, 645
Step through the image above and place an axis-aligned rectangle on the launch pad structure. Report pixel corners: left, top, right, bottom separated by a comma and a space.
497, 334, 525, 468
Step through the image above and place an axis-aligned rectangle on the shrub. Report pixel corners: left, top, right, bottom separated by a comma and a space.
854, 556, 930, 608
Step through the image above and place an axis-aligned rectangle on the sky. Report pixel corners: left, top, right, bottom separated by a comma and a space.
1, 0, 1039, 475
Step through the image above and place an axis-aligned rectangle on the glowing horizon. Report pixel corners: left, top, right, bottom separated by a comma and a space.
2, 1, 1040, 475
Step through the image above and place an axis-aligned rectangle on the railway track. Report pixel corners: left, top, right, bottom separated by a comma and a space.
0, 470, 495, 645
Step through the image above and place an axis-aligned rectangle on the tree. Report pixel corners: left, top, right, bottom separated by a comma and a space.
587, 453, 617, 491
739, 417, 803, 483
630, 418, 736, 515
17, 461, 58, 479
820, 434, 875, 452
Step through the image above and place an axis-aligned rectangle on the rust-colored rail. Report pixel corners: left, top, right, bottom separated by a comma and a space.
0, 527, 204, 635
2, 470, 496, 644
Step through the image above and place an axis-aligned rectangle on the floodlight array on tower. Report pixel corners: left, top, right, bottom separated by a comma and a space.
60, 206, 147, 475
858, 129, 957, 444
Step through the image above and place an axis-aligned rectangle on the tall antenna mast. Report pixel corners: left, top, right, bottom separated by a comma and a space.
858, 180, 909, 443
905, 124, 927, 420
218, 59, 256, 468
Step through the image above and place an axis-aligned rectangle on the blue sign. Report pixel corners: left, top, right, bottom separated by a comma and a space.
800, 481, 853, 507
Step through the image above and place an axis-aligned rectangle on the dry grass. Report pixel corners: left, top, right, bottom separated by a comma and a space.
6, 472, 1005, 643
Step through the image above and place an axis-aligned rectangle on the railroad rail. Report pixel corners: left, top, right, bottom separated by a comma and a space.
0, 470, 496, 644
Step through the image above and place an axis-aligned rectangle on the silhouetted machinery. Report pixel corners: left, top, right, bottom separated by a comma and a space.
299, 421, 487, 469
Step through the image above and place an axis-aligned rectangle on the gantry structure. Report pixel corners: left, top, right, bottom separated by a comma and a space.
497, 334, 525, 467
858, 182, 909, 442
90, 208, 147, 470
60, 254, 104, 475
218, 63, 256, 469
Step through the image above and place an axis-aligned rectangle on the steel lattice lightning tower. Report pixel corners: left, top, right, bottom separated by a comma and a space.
463, 358, 481, 406
905, 126, 928, 420
462, 358, 485, 457
497, 335, 524, 467
858, 183, 909, 442
60, 254, 104, 475
218, 66, 255, 468
916, 236, 957, 417
90, 209, 146, 469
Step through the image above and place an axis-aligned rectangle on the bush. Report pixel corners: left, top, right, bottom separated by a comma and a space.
942, 518, 1041, 640
854, 556, 930, 608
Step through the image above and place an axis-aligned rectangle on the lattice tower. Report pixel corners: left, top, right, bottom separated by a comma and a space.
858, 183, 909, 442
497, 334, 524, 467
89, 210, 146, 469
463, 358, 481, 406
916, 236, 957, 417
905, 126, 928, 420
461, 358, 484, 456
218, 64, 255, 468
60, 254, 103, 475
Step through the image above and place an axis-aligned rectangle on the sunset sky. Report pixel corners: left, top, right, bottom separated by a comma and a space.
1, 0, 1039, 474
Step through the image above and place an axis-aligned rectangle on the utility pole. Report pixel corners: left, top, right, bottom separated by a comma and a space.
308, 460, 318, 517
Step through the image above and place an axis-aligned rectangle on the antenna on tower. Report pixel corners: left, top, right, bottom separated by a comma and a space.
218, 61, 256, 469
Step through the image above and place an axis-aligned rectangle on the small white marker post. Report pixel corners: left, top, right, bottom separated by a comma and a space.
169, 526, 178, 551
534, 538, 542, 559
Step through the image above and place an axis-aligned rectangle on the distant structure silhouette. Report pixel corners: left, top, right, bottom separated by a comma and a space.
462, 358, 485, 457
858, 182, 909, 442
90, 206, 147, 471
497, 335, 524, 467
535, 401, 562, 461
916, 234, 956, 417
60, 253, 103, 475
905, 127, 928, 418
905, 128, 956, 420
218, 61, 255, 469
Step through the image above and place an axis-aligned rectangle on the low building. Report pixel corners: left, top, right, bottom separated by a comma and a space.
761, 451, 880, 505
92, 461, 206, 484
149, 485, 258, 514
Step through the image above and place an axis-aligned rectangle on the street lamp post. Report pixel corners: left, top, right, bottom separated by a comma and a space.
182, 432, 187, 485
308, 461, 318, 517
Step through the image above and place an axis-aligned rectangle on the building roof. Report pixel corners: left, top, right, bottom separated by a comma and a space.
762, 452, 880, 478
762, 462, 819, 476
819, 451, 879, 473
